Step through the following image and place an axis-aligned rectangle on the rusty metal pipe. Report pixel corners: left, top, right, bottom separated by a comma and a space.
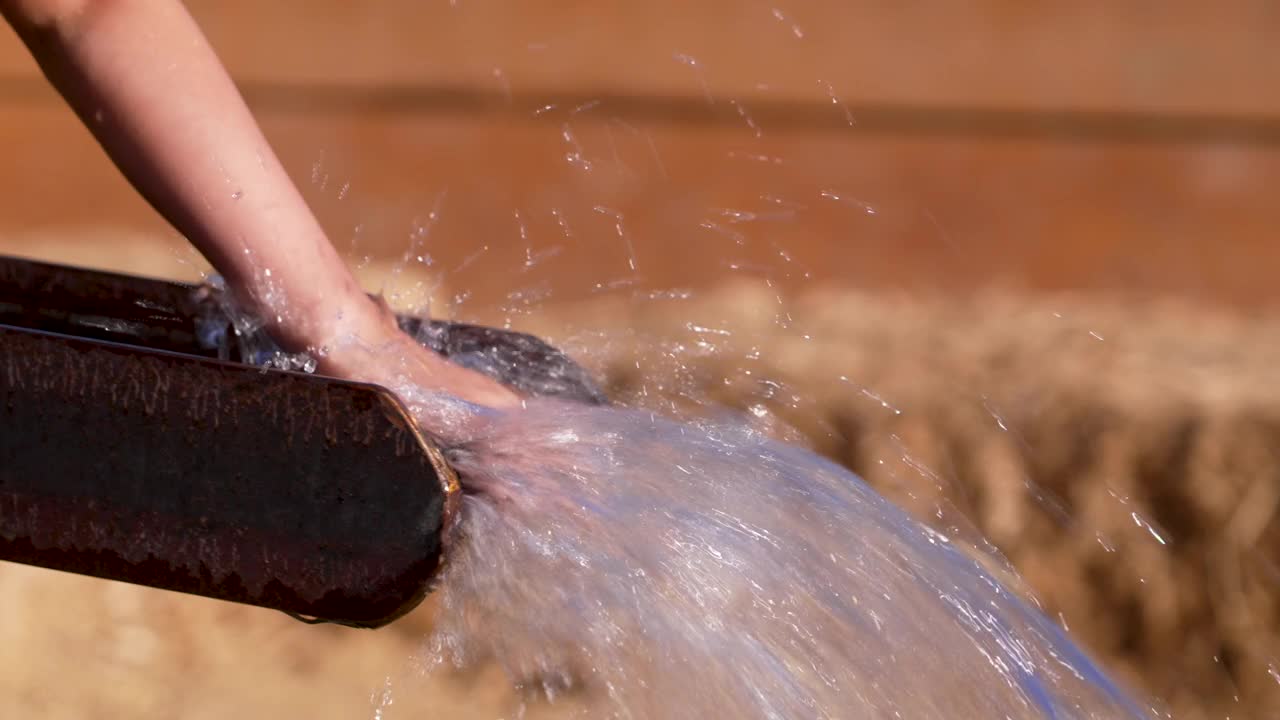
0, 253, 604, 627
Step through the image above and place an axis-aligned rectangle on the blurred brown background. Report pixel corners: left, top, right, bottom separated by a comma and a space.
0, 2, 1277, 719
2, 1, 1279, 308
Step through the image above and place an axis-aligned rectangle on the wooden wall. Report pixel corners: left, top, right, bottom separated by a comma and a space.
0, 2, 1277, 310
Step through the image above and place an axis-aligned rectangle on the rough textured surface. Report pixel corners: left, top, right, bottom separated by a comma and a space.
0, 325, 455, 629
0, 278, 1276, 719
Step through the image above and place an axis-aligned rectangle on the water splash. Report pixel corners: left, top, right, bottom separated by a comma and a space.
417, 398, 1153, 719
769, 7, 805, 39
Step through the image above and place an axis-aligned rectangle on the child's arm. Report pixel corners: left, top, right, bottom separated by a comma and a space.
1, 0, 518, 411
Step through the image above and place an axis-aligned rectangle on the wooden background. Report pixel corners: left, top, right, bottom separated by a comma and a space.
0, 1, 1277, 311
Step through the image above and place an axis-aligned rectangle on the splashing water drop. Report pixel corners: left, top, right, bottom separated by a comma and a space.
818, 80, 856, 126
371, 676, 394, 720
729, 151, 784, 165
729, 99, 763, 138
769, 7, 805, 39
700, 220, 747, 246
310, 152, 329, 191
820, 189, 876, 215
593, 206, 637, 272
561, 124, 594, 172
551, 207, 573, 240
674, 53, 714, 103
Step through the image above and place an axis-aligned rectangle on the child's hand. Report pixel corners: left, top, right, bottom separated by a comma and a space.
1, 0, 519, 429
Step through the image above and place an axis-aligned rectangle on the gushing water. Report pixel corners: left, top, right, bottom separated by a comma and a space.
410, 396, 1152, 719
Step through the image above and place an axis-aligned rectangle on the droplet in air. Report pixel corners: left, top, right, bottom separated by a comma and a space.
770, 8, 805, 38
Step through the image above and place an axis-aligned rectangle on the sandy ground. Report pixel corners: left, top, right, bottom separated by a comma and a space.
0, 240, 1276, 719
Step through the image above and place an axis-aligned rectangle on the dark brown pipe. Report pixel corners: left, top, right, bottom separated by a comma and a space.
0, 253, 605, 627
0, 324, 456, 627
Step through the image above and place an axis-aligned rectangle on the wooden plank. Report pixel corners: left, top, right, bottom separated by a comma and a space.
0, 1, 1278, 116
1, 99, 1277, 311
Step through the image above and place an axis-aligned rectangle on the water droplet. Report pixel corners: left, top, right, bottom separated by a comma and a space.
770, 8, 805, 38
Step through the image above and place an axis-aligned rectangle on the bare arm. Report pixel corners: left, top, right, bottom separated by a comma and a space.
1, 0, 518, 411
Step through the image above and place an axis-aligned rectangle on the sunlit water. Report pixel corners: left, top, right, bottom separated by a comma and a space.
388, 392, 1154, 719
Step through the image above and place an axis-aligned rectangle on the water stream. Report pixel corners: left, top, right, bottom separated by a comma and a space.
394, 393, 1154, 719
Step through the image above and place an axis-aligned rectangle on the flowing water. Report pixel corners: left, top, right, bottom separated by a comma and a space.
386, 392, 1155, 719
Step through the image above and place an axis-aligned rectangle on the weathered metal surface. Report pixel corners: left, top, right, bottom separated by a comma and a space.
0, 324, 457, 627
0, 255, 216, 358
0, 253, 606, 627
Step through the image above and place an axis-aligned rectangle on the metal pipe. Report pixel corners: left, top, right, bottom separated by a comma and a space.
0, 253, 604, 627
